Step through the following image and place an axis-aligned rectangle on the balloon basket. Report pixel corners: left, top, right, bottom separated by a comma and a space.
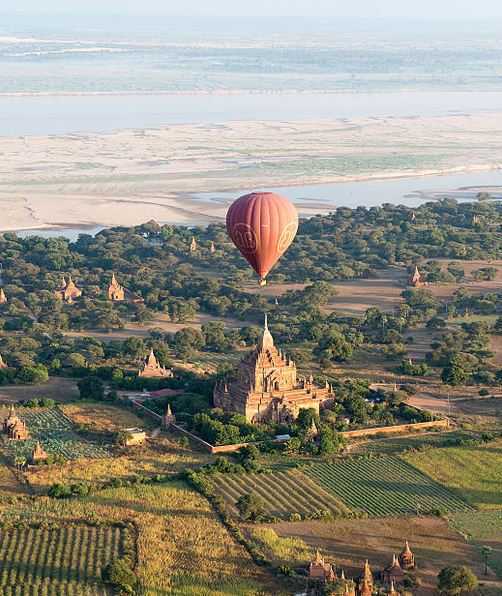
258, 278, 267, 287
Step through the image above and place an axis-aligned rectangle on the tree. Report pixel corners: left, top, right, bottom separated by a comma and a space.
441, 355, 469, 387
437, 566, 478, 595
77, 376, 105, 401
102, 558, 137, 594
16, 364, 49, 385
235, 493, 267, 522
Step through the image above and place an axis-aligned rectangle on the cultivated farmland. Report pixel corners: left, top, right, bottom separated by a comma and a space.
210, 470, 350, 519
0, 524, 128, 595
0, 481, 281, 595
304, 457, 471, 517
3, 408, 110, 462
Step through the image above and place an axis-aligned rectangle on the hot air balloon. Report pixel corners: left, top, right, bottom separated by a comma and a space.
226, 191, 298, 286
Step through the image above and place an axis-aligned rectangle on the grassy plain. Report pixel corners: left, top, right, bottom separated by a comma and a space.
403, 439, 502, 510
25, 435, 211, 493
353, 430, 474, 455
61, 403, 149, 432
450, 510, 502, 579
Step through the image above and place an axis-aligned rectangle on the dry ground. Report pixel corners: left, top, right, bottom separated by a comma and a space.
327, 268, 406, 316
61, 403, 150, 432
265, 517, 499, 595
64, 312, 247, 343
427, 259, 502, 299
243, 269, 406, 316
0, 377, 79, 403
408, 384, 502, 424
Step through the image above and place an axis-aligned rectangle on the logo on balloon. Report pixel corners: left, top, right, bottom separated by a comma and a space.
277, 221, 298, 254
231, 223, 258, 254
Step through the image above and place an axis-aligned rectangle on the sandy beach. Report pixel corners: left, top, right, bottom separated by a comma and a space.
2, 112, 502, 232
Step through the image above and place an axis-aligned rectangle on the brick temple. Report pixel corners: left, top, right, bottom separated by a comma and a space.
214, 315, 333, 423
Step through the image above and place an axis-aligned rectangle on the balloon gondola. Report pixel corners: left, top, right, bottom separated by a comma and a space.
226, 191, 298, 286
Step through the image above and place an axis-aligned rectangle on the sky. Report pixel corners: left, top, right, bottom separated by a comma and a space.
5, 0, 502, 18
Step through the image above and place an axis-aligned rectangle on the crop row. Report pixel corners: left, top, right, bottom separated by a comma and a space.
4, 408, 110, 461
0, 525, 124, 589
210, 470, 350, 518
304, 458, 472, 517
0, 581, 109, 596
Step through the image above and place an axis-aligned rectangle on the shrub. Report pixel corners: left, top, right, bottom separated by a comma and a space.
235, 493, 267, 522
102, 558, 137, 594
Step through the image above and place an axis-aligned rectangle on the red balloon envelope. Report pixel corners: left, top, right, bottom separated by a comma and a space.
226, 191, 298, 285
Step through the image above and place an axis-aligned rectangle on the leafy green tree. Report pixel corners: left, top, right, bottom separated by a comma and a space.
235, 493, 267, 522
102, 558, 137, 594
16, 364, 49, 385
77, 376, 105, 401
437, 566, 478, 595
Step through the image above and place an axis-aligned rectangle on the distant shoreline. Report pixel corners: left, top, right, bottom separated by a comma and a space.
2, 114, 502, 235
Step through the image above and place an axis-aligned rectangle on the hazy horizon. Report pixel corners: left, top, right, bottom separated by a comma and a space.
4, 0, 502, 18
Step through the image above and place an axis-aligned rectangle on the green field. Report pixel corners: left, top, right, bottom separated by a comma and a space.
404, 439, 502, 510
449, 511, 502, 578
210, 470, 350, 519
0, 524, 128, 595
304, 457, 472, 517
4, 408, 110, 462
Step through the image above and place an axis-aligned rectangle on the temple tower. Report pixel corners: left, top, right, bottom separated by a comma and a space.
108, 273, 125, 301
358, 560, 373, 596
138, 349, 174, 379
409, 266, 423, 287
214, 315, 333, 423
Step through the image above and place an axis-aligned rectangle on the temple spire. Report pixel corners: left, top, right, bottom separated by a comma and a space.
258, 314, 274, 351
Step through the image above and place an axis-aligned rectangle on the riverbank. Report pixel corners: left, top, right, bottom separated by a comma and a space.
1, 113, 502, 234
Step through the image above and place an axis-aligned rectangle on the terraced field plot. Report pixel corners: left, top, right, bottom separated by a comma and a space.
210, 470, 350, 518
304, 457, 471, 517
4, 408, 110, 462
0, 524, 128, 595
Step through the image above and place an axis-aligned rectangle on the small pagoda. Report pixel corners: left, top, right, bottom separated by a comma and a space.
308, 550, 337, 583
30, 441, 48, 464
189, 237, 198, 252
55, 276, 82, 303
398, 540, 415, 570
3, 406, 29, 440
358, 560, 374, 596
107, 273, 125, 301
0, 354, 7, 369
138, 349, 174, 379
409, 266, 423, 288
0, 288, 7, 304
383, 554, 405, 585
162, 404, 176, 428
